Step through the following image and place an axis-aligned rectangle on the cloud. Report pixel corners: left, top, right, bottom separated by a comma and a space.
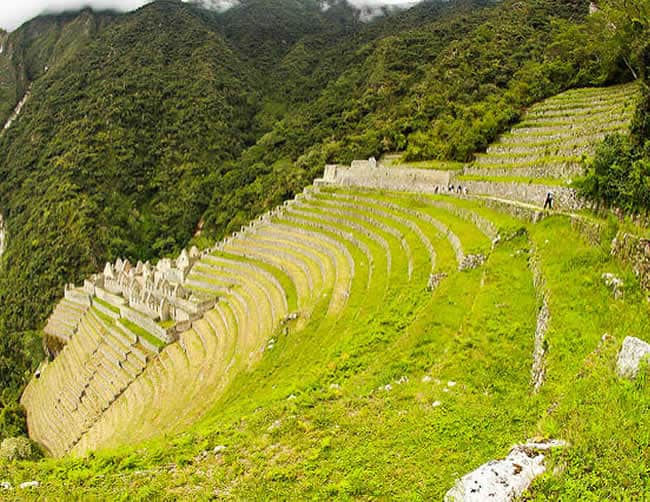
0, 0, 421, 32
319, 0, 419, 21
0, 0, 152, 32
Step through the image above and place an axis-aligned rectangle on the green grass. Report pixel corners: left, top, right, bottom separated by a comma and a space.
475, 152, 584, 163
380, 155, 465, 171
526, 217, 650, 499
91, 306, 116, 327
7, 196, 650, 499
208, 251, 299, 312
158, 320, 175, 329
390, 159, 466, 171
92, 296, 120, 314
119, 318, 166, 351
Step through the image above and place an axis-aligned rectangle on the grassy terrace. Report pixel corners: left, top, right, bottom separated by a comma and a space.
92, 296, 120, 314
457, 174, 571, 186
384, 159, 466, 171
8, 191, 650, 498
118, 318, 166, 351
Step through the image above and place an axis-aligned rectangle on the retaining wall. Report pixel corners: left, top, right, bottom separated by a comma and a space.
120, 306, 176, 344
460, 181, 583, 211
318, 164, 451, 192
611, 232, 650, 290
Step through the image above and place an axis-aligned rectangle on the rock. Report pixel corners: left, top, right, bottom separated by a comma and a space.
447, 381, 457, 388
422, 375, 432, 383
284, 312, 299, 323
268, 419, 282, 432
460, 254, 486, 271
616, 336, 650, 379
432, 401, 442, 408
0, 481, 11, 490
602, 273, 624, 299
445, 440, 566, 501
427, 273, 448, 291
329, 383, 341, 390
19, 481, 39, 489
213, 445, 226, 454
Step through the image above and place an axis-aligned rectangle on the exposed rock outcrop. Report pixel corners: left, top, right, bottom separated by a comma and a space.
2, 86, 31, 134
602, 272, 624, 299
445, 440, 567, 501
530, 250, 550, 392
616, 336, 650, 379
460, 254, 486, 271
427, 272, 447, 291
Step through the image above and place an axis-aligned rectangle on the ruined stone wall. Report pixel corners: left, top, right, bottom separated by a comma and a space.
318, 164, 451, 193
463, 162, 583, 180
611, 233, 650, 291
64, 287, 91, 306
120, 306, 176, 344
460, 181, 584, 211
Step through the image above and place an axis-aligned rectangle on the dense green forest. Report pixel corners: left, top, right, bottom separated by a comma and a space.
0, 0, 641, 440
577, 1, 650, 213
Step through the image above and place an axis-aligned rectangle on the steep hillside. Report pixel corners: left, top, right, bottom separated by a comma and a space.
0, 0, 643, 465
0, 10, 115, 126
8, 83, 649, 499
0, 1, 259, 364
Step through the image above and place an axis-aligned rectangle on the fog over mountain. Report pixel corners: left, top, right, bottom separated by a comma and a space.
0, 0, 421, 31
0, 1, 147, 30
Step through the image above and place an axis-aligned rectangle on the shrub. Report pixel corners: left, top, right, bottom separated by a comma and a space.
0, 436, 42, 463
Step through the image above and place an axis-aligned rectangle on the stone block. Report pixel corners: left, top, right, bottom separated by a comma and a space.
616, 336, 650, 379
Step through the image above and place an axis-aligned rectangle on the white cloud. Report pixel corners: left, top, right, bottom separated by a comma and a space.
0, 0, 421, 32
319, 0, 419, 21
0, 0, 152, 32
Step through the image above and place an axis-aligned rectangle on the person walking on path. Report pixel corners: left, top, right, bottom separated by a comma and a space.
543, 191, 554, 210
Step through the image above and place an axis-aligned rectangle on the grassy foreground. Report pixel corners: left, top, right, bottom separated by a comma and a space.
3, 194, 650, 500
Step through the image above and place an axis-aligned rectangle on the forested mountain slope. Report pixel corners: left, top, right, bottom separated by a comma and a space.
0, 10, 115, 126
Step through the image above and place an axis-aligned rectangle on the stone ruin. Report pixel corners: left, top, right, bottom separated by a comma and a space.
86, 246, 213, 326
48, 246, 217, 352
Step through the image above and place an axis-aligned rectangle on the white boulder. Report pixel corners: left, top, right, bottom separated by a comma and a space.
616, 336, 650, 379
445, 440, 566, 501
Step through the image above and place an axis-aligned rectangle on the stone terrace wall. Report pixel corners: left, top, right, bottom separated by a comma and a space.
611, 232, 650, 290
461, 180, 583, 211
318, 164, 451, 193
463, 162, 583, 180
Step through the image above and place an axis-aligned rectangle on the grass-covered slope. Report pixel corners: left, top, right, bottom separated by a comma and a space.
1, 0, 618, 423
465, 83, 640, 180
7, 189, 650, 499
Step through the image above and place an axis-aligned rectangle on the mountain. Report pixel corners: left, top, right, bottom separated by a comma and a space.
0, 10, 116, 126
0, 0, 636, 441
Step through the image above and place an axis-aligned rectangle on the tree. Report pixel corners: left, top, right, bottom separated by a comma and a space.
593, 0, 650, 82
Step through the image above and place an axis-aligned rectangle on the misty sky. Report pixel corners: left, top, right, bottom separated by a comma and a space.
0, 0, 419, 32
0, 1, 148, 31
